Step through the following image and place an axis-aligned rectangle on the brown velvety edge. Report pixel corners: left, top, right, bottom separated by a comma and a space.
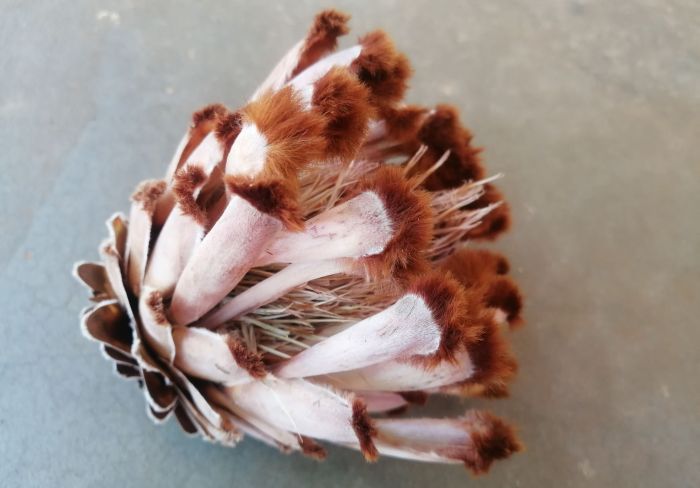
131, 179, 167, 214
225, 175, 304, 231
293, 9, 351, 78
312, 66, 373, 161
352, 30, 412, 107
173, 165, 208, 226
352, 399, 379, 462
461, 411, 523, 475
225, 335, 267, 379
354, 166, 433, 285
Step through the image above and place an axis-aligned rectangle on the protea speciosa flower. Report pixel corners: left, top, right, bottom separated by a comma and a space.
73, 9, 524, 475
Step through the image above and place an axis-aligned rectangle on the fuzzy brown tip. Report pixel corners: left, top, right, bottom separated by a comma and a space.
414, 264, 520, 397
173, 165, 208, 226
215, 111, 243, 148
460, 321, 518, 398
485, 276, 524, 327
225, 336, 267, 379
294, 9, 351, 78
417, 105, 470, 153
409, 273, 483, 365
298, 436, 328, 461
192, 103, 227, 128
411, 105, 485, 190
225, 176, 304, 231
131, 179, 167, 214
441, 248, 511, 288
465, 184, 511, 240
146, 290, 168, 325
352, 399, 379, 462
243, 86, 327, 180
352, 30, 412, 107
380, 104, 428, 142
312, 67, 373, 161
462, 411, 522, 475
354, 166, 433, 284
178, 104, 227, 171
441, 248, 522, 326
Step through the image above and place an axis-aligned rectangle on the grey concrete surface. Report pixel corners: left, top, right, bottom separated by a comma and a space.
1, 1, 698, 486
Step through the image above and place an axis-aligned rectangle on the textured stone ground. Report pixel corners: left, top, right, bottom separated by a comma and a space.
1, 1, 698, 486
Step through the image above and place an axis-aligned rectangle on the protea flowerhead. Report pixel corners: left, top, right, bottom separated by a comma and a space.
74, 9, 524, 475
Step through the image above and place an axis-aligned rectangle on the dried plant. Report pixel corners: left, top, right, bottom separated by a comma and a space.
74, 9, 524, 475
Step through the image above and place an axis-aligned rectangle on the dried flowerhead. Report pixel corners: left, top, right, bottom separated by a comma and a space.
74, 9, 524, 475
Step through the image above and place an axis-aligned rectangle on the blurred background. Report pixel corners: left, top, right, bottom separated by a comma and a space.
1, 1, 698, 487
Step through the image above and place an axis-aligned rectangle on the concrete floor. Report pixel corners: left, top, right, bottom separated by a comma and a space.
1, 1, 698, 486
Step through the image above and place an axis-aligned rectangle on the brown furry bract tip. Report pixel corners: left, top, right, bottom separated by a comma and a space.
180, 104, 227, 170
225, 336, 267, 379
484, 276, 524, 327
225, 176, 304, 231
379, 104, 428, 143
294, 9, 351, 78
231, 87, 327, 228
354, 166, 433, 284
131, 179, 167, 214
455, 321, 518, 398
441, 248, 523, 327
215, 111, 243, 160
146, 290, 168, 325
191, 103, 228, 129
312, 67, 374, 161
410, 105, 485, 191
243, 86, 327, 181
352, 30, 412, 108
461, 411, 522, 475
441, 248, 510, 287
352, 399, 379, 462
409, 273, 484, 366
173, 165, 208, 226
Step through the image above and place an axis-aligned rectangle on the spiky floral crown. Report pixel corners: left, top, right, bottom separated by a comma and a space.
74, 9, 524, 475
